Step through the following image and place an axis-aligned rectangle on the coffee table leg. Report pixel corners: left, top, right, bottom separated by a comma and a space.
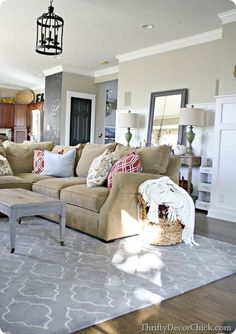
59, 205, 66, 246
9, 216, 17, 253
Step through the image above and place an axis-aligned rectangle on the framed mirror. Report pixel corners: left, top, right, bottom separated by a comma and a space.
147, 88, 188, 147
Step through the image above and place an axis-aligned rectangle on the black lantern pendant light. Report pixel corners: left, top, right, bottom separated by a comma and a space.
36, 0, 64, 56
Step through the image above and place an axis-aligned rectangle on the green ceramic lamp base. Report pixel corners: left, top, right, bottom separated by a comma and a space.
125, 127, 132, 147
186, 125, 195, 155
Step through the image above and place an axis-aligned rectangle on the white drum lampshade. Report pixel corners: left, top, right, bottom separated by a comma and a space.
179, 106, 204, 155
117, 111, 139, 147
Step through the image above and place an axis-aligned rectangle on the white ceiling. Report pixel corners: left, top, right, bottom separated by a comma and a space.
0, 0, 235, 90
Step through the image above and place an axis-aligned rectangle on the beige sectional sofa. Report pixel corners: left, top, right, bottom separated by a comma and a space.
0, 140, 180, 241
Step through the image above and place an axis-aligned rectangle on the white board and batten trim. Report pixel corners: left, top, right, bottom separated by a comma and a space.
208, 94, 236, 223
65, 91, 96, 145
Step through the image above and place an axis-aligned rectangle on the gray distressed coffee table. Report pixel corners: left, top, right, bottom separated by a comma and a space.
0, 188, 66, 253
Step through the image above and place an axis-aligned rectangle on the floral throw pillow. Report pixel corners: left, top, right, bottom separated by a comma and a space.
0, 155, 13, 176
87, 149, 114, 187
107, 152, 142, 189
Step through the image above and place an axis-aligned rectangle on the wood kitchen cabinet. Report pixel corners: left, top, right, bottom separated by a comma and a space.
14, 104, 30, 128
0, 103, 15, 128
0, 101, 44, 142
14, 104, 32, 142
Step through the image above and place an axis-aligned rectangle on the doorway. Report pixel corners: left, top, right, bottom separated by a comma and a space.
70, 97, 91, 145
65, 91, 96, 145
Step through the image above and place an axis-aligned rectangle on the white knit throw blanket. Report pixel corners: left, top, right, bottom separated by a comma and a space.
138, 176, 198, 246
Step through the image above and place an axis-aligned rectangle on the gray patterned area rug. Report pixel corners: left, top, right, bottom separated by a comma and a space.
0, 217, 236, 334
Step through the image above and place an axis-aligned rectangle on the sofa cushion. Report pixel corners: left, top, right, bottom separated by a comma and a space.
0, 155, 13, 176
16, 173, 54, 184
87, 149, 114, 188
0, 176, 31, 190
112, 144, 134, 160
61, 184, 109, 213
76, 143, 117, 178
3, 141, 54, 174
0, 142, 6, 158
113, 144, 171, 175
41, 149, 76, 177
107, 152, 142, 189
33, 177, 86, 199
136, 145, 172, 174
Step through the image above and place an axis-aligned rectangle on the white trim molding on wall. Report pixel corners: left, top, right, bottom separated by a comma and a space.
218, 9, 236, 24
208, 94, 236, 223
65, 91, 96, 145
116, 29, 222, 63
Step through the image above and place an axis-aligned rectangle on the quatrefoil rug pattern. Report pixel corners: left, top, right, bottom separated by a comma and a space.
0, 217, 235, 334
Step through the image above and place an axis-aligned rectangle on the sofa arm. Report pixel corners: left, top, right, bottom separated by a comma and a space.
98, 172, 167, 241
111, 172, 164, 194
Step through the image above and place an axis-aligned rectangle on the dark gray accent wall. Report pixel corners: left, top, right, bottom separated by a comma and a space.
43, 72, 62, 144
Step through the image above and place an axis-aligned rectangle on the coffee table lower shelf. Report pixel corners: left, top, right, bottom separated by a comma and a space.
0, 188, 66, 253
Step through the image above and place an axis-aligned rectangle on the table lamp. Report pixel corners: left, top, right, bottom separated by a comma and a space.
117, 110, 139, 147
179, 106, 204, 155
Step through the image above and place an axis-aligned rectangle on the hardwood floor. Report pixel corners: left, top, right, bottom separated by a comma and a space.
73, 212, 236, 334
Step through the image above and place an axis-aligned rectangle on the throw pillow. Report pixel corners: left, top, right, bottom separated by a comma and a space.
32, 150, 44, 174
41, 149, 76, 177
107, 152, 142, 189
32, 149, 64, 174
87, 149, 114, 188
0, 155, 13, 176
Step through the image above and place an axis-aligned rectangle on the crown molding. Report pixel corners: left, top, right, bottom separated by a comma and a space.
31, 84, 45, 91
116, 29, 222, 63
43, 65, 63, 76
63, 66, 94, 77
0, 84, 28, 90
218, 9, 236, 24
94, 66, 119, 78
43, 65, 94, 78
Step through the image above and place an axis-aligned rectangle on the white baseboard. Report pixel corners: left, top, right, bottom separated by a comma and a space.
208, 208, 236, 223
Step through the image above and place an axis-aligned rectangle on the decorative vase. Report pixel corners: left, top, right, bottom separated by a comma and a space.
173, 144, 186, 156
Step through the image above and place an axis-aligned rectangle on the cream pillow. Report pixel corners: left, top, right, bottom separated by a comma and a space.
87, 149, 114, 187
0, 155, 13, 176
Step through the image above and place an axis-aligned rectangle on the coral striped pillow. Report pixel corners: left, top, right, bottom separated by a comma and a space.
32, 150, 44, 173
107, 152, 142, 189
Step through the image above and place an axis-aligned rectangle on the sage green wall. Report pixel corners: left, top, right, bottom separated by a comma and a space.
219, 21, 236, 95
61, 72, 97, 144
118, 40, 220, 109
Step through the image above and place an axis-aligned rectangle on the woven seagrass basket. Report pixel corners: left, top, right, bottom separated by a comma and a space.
137, 192, 183, 246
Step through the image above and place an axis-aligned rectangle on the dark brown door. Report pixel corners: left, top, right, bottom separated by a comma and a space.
70, 97, 91, 145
